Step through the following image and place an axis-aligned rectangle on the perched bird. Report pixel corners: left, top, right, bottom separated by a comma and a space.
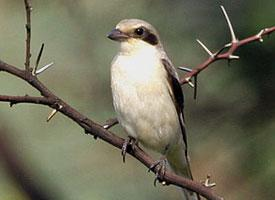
108, 19, 199, 200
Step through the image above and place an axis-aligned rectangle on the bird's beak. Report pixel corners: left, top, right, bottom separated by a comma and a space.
107, 29, 129, 41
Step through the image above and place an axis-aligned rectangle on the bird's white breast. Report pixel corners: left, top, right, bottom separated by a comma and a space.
111, 42, 181, 153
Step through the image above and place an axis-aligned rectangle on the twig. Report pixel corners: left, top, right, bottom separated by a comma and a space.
24, 0, 32, 70
0, 95, 55, 107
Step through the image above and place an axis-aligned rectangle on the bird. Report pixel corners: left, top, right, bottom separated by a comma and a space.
108, 19, 199, 200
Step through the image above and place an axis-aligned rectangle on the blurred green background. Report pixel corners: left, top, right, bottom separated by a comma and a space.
0, 0, 274, 199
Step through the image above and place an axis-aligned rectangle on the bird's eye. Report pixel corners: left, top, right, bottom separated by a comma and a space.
134, 27, 145, 36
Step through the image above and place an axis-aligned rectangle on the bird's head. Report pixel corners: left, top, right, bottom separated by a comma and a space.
108, 19, 162, 53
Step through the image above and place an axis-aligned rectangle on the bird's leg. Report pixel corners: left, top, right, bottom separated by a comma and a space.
148, 156, 168, 186
121, 136, 137, 163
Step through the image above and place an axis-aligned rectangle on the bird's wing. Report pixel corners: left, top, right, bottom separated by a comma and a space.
161, 58, 188, 153
162, 58, 201, 200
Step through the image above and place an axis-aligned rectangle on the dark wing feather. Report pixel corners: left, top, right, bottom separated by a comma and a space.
162, 59, 200, 199
162, 58, 188, 152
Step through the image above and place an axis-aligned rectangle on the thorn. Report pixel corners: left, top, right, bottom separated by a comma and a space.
161, 181, 167, 186
196, 39, 214, 57
224, 43, 232, 48
201, 174, 216, 188
47, 109, 57, 122
185, 77, 194, 88
32, 43, 45, 76
229, 55, 240, 60
178, 66, 193, 72
46, 105, 63, 122
102, 118, 119, 130
35, 62, 54, 75
220, 5, 238, 43
256, 29, 265, 42
103, 124, 109, 129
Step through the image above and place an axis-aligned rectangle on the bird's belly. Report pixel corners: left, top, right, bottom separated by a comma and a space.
111, 62, 180, 153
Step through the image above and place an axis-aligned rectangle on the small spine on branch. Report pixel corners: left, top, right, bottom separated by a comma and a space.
201, 174, 216, 188
103, 118, 119, 129
185, 77, 194, 88
32, 43, 44, 75
47, 105, 63, 122
35, 62, 55, 75
196, 39, 214, 58
32, 43, 55, 76
256, 29, 266, 42
178, 66, 193, 72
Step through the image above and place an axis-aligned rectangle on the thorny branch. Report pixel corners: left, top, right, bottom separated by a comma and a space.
0, 60, 222, 200
180, 26, 275, 85
179, 6, 275, 98
0, 2, 274, 200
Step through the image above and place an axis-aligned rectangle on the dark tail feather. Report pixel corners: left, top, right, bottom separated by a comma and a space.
167, 147, 200, 200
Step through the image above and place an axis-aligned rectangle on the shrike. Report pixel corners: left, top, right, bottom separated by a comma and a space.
108, 19, 199, 200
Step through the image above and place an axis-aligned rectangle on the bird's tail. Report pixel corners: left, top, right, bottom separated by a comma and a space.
167, 147, 200, 200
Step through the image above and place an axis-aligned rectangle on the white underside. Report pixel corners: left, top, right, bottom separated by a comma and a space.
111, 40, 182, 154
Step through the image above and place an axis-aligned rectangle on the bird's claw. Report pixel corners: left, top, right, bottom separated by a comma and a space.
148, 158, 168, 186
121, 137, 136, 163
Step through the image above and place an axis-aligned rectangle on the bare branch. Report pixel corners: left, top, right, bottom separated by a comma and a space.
24, 0, 32, 70
0, 95, 54, 107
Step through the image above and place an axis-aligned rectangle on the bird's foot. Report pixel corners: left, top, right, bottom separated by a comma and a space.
121, 136, 137, 163
201, 174, 216, 188
148, 157, 168, 186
